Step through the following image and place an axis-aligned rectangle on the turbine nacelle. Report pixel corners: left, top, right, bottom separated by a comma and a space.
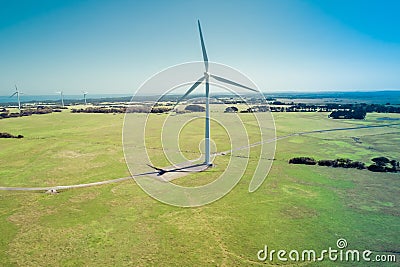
204, 71, 210, 79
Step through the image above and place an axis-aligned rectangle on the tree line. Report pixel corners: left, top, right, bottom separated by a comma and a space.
71, 105, 209, 114
289, 156, 399, 173
223, 102, 399, 119
0, 107, 61, 120
271, 103, 400, 115
0, 132, 24, 138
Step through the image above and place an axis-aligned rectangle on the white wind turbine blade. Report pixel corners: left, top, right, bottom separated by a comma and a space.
210, 74, 257, 92
198, 20, 209, 72
10, 85, 18, 97
174, 76, 205, 107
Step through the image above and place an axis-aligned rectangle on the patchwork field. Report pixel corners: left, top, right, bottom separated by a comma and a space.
0, 109, 399, 266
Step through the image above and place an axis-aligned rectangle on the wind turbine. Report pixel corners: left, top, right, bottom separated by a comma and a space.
56, 91, 64, 107
82, 91, 88, 105
10, 85, 22, 111
174, 20, 257, 166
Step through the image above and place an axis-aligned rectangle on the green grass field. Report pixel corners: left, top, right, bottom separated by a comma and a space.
0, 109, 399, 266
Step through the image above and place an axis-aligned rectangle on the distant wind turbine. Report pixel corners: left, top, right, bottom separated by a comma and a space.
82, 91, 88, 105
10, 85, 23, 111
174, 20, 257, 166
56, 91, 64, 107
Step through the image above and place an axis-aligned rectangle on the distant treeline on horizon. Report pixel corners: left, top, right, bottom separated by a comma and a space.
1, 90, 400, 105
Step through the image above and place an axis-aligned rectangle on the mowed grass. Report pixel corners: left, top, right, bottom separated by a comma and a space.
0, 110, 399, 266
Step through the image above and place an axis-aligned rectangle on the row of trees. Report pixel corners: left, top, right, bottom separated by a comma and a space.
71, 104, 266, 114
368, 156, 400, 172
0, 132, 24, 138
316, 158, 366, 169
185, 105, 205, 112
21, 107, 59, 115
289, 156, 399, 173
269, 103, 400, 116
71, 106, 176, 114
72, 107, 127, 113
0, 107, 58, 119
328, 108, 367, 119
224, 105, 269, 113
223, 102, 399, 117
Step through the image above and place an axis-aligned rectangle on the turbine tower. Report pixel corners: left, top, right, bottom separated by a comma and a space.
175, 20, 257, 166
56, 91, 64, 107
10, 85, 22, 111
82, 91, 88, 105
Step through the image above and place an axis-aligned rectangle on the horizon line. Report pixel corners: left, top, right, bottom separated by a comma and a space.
1, 88, 400, 97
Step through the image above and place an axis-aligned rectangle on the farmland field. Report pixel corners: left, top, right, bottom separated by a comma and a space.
0, 109, 399, 266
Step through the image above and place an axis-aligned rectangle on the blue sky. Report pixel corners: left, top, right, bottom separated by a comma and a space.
0, 0, 399, 95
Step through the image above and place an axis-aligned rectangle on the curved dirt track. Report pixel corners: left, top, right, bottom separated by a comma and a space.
0, 176, 134, 192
